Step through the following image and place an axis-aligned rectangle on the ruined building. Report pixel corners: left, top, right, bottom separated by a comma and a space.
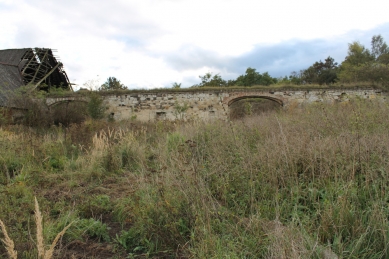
0, 48, 72, 107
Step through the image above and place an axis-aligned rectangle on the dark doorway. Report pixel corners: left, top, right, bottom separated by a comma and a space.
229, 98, 281, 120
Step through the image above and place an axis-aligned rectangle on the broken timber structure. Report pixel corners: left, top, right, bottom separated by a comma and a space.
0, 48, 72, 106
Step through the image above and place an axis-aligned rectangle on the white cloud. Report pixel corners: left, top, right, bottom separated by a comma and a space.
0, 0, 389, 89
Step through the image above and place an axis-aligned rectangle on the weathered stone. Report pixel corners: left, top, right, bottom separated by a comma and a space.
46, 88, 386, 122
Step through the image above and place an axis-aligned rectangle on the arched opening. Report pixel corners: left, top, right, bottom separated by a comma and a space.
50, 100, 88, 126
228, 96, 282, 120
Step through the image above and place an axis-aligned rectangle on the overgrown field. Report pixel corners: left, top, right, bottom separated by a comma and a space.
1, 99, 389, 258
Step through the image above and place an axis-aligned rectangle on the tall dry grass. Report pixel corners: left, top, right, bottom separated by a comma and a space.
119, 99, 389, 258
0, 219, 17, 259
0, 197, 72, 259
1, 98, 389, 258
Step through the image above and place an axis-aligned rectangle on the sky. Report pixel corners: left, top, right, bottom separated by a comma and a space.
1, 0, 388, 90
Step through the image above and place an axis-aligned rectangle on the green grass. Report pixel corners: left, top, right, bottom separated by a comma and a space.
1, 99, 389, 258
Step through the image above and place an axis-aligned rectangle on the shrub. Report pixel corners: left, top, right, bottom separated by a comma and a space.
87, 93, 105, 119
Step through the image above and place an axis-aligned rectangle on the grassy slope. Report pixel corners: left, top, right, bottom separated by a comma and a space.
1, 99, 389, 258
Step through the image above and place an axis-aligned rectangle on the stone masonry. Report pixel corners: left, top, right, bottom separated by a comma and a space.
46, 88, 386, 121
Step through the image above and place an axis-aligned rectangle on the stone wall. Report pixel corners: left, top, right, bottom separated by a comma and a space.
46, 88, 386, 121
104, 91, 226, 121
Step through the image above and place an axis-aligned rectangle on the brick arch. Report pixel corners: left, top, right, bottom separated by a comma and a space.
225, 95, 284, 107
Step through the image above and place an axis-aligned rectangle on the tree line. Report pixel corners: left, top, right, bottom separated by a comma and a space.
97, 34, 389, 90
189, 34, 389, 88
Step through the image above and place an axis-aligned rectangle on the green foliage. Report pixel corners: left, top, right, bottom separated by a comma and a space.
114, 185, 193, 256
172, 82, 181, 89
338, 35, 389, 85
196, 72, 228, 87
75, 218, 111, 242
289, 71, 303, 85
252, 34, 389, 86
48, 87, 69, 96
173, 101, 188, 120
99, 77, 127, 91
0, 154, 24, 185
235, 67, 277, 86
166, 132, 185, 152
371, 34, 389, 61
344, 41, 374, 66
115, 228, 148, 254
80, 195, 112, 218
87, 93, 105, 119
3, 100, 389, 257
301, 56, 339, 85
244, 100, 252, 115
276, 71, 303, 85
339, 62, 389, 85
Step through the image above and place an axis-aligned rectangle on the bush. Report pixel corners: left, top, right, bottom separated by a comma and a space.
87, 93, 105, 119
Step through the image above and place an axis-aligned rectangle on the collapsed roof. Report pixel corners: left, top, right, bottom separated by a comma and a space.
0, 48, 72, 106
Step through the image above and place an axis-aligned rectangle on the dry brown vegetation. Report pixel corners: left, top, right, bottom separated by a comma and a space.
0, 197, 72, 259
1, 98, 389, 258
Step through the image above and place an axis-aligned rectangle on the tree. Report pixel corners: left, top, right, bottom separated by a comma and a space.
338, 42, 373, 83
371, 35, 389, 60
371, 35, 389, 65
300, 57, 339, 85
198, 72, 227, 87
226, 79, 237, 87
260, 72, 277, 86
235, 67, 277, 86
289, 71, 303, 85
344, 42, 374, 66
172, 82, 181, 89
338, 36, 389, 84
99, 77, 127, 91
318, 57, 338, 84
199, 72, 212, 86
83, 75, 101, 91
236, 67, 257, 86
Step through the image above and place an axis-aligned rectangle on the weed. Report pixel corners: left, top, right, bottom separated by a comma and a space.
75, 218, 110, 242
80, 195, 112, 219
173, 101, 188, 120
0, 219, 17, 259
0, 197, 73, 259
1, 99, 389, 257
115, 228, 147, 254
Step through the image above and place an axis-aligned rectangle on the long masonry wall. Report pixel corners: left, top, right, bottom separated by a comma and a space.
104, 91, 225, 121
46, 88, 386, 122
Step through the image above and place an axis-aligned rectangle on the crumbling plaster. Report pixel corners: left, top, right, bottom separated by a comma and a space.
46, 88, 386, 121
